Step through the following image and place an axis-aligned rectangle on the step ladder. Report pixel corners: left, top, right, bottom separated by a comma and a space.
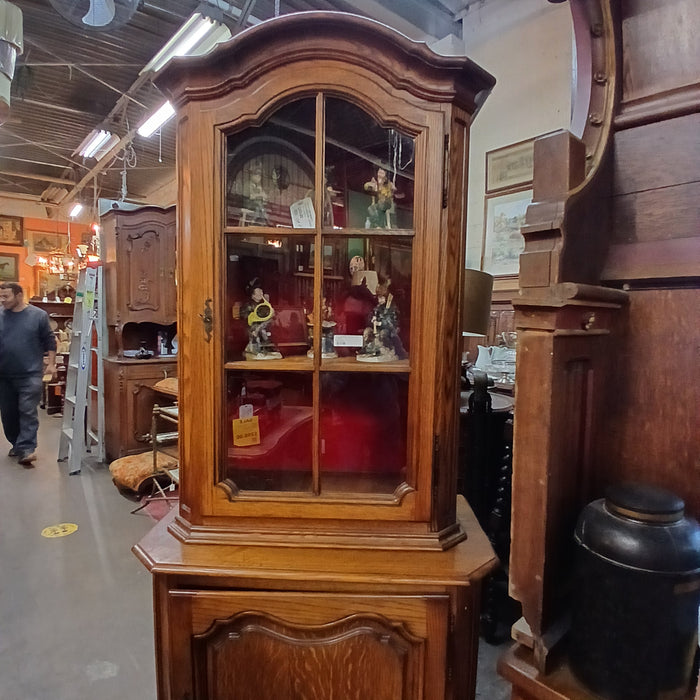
58, 265, 105, 474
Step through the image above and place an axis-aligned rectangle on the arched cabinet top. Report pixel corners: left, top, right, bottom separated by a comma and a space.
156, 11, 495, 116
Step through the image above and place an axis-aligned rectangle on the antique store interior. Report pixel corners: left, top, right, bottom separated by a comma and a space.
0, 1, 698, 700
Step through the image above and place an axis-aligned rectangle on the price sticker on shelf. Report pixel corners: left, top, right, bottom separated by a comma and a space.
233, 416, 260, 447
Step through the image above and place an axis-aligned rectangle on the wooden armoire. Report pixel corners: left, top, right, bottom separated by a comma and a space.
133, 12, 500, 700
102, 206, 178, 460
496, 1, 700, 698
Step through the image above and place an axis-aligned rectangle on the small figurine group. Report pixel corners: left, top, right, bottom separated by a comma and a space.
239, 256, 406, 364
307, 296, 337, 359
364, 167, 402, 229
356, 281, 407, 363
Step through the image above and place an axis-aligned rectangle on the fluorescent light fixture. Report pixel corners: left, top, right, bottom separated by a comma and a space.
75, 129, 119, 160
137, 101, 176, 138
69, 202, 83, 218
140, 8, 232, 75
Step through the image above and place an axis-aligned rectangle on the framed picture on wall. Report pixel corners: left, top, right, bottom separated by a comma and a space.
485, 138, 534, 194
0, 215, 23, 246
481, 188, 532, 277
28, 230, 69, 254
0, 253, 19, 281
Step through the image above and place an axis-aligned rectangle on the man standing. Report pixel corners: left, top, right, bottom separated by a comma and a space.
0, 282, 57, 466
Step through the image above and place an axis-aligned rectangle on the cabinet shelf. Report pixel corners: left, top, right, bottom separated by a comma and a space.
321, 357, 410, 373
224, 226, 314, 235
224, 357, 410, 373
292, 272, 344, 280
225, 357, 313, 371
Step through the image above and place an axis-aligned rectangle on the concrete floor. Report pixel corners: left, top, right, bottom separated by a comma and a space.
0, 409, 512, 700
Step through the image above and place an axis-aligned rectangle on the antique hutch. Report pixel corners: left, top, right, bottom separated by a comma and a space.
134, 12, 498, 699
102, 206, 178, 459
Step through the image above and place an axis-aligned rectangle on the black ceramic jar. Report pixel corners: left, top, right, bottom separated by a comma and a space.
569, 482, 700, 700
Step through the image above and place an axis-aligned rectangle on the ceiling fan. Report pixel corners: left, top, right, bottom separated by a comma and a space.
48, 0, 141, 31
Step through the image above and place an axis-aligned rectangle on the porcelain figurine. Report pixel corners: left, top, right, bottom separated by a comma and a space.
356, 283, 407, 362
241, 278, 282, 360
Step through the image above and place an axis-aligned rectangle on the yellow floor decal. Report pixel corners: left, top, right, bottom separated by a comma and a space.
41, 523, 78, 538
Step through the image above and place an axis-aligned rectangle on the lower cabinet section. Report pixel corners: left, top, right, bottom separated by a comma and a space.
168, 591, 448, 700
134, 499, 496, 700
104, 358, 177, 461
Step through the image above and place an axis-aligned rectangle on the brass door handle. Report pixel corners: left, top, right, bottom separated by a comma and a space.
199, 298, 213, 342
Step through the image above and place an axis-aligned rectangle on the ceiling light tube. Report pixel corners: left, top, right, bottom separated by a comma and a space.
75, 129, 114, 158
93, 133, 120, 161
69, 202, 83, 218
140, 9, 231, 75
137, 101, 175, 137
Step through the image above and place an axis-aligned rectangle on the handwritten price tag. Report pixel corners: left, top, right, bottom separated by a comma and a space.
232, 416, 260, 447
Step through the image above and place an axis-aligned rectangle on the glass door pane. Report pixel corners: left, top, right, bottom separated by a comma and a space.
323, 96, 415, 231
226, 98, 316, 229
225, 235, 314, 364
320, 234, 413, 363
319, 371, 409, 495
223, 370, 313, 493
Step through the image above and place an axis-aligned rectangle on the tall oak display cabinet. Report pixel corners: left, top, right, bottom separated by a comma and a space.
133, 13, 497, 700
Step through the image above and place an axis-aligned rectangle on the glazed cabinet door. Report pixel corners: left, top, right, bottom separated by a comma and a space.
215, 93, 429, 525
168, 10, 494, 547
165, 590, 450, 700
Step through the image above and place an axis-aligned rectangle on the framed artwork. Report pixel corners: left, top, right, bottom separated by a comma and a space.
28, 230, 69, 254
486, 138, 534, 194
0, 216, 23, 246
0, 253, 19, 281
481, 188, 532, 277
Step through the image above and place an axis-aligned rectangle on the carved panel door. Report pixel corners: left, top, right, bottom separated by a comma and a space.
166, 590, 450, 700
125, 228, 161, 315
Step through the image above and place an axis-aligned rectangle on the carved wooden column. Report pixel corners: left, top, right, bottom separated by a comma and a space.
500, 131, 629, 696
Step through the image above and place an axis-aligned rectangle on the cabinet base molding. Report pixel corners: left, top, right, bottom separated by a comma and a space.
168, 513, 467, 551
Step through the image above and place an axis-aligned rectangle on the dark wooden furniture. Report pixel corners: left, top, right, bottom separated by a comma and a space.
499, 2, 700, 699
104, 357, 177, 460
459, 388, 517, 644
101, 205, 177, 357
134, 12, 499, 700
31, 299, 74, 332
101, 206, 177, 459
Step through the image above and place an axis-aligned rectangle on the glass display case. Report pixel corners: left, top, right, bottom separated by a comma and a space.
222, 97, 416, 501
156, 11, 495, 550
134, 14, 497, 700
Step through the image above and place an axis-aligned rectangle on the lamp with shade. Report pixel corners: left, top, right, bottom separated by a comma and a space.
461, 267, 495, 402
462, 267, 493, 338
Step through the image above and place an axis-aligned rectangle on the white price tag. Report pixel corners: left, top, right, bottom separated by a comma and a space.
334, 334, 364, 348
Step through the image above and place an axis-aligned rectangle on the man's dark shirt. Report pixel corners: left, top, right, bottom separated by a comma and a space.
0, 304, 57, 376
